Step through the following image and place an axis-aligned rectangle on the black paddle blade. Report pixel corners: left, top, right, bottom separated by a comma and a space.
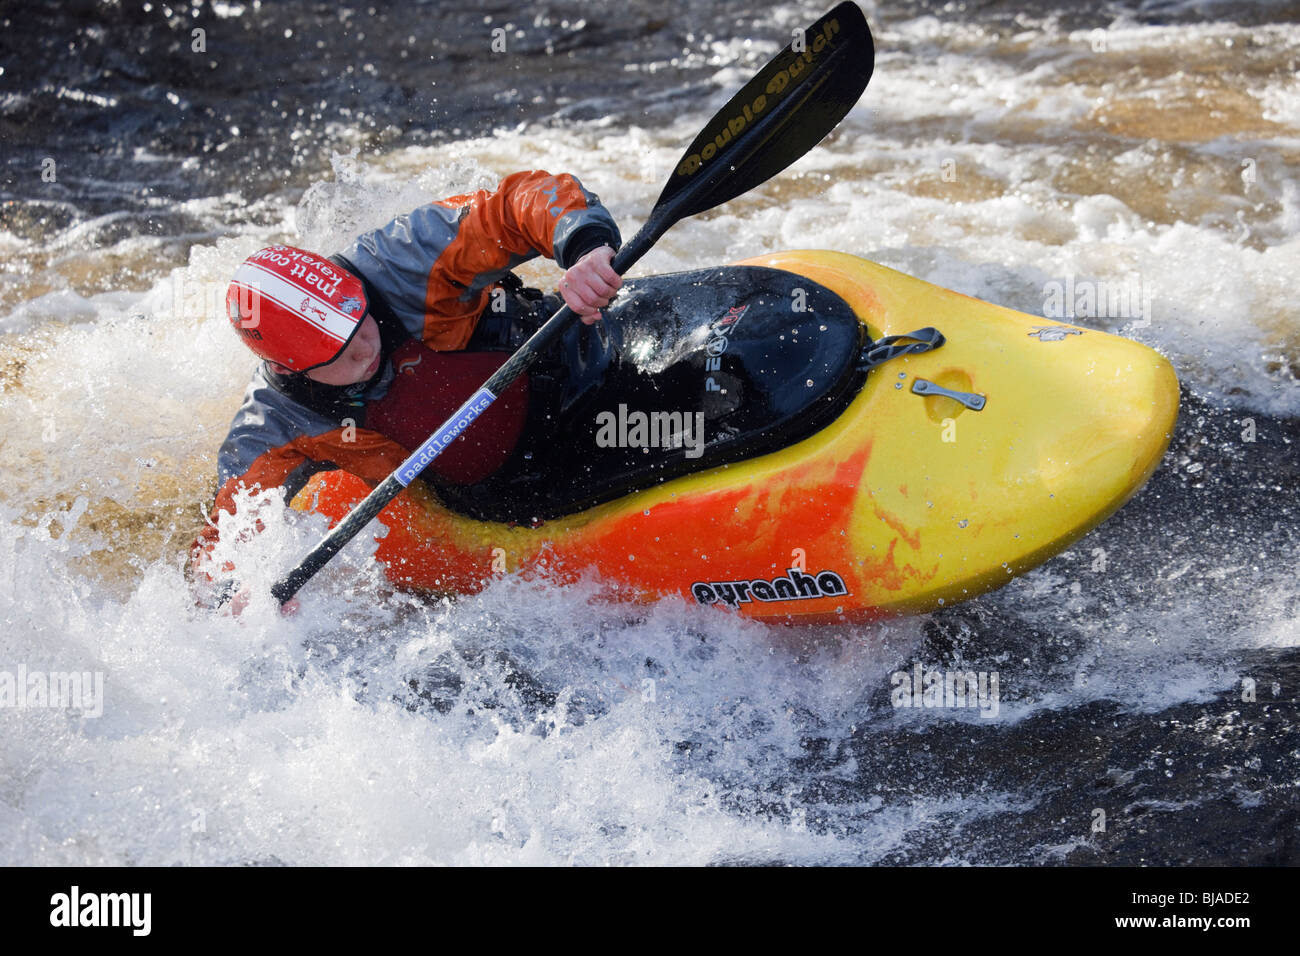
656, 2, 874, 220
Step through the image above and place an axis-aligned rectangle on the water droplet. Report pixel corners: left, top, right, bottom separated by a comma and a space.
806, 379, 814, 387
957, 519, 969, 528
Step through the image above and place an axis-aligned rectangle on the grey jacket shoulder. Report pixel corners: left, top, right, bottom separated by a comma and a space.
341, 204, 459, 340
216, 364, 391, 488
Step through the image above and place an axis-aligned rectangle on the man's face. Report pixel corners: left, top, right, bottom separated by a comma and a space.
304, 314, 382, 386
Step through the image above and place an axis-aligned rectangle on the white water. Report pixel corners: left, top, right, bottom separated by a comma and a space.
2, 8, 1297, 864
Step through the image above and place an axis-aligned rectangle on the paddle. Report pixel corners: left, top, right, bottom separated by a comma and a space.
270, 1, 875, 606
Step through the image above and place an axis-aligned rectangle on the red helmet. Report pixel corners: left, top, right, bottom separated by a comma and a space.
225, 245, 368, 371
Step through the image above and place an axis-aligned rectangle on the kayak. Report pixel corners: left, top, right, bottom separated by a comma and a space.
288, 250, 1179, 623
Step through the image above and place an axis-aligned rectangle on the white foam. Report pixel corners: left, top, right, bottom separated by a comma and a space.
1, 489, 924, 865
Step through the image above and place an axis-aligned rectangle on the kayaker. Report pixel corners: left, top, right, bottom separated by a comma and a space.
191, 170, 622, 613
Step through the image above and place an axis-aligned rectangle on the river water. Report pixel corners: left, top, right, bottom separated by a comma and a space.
1, 0, 1297, 864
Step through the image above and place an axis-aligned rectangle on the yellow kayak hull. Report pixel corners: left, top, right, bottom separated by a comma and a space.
292, 251, 1180, 622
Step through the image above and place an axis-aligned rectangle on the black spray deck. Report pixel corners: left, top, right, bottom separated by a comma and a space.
432, 266, 867, 523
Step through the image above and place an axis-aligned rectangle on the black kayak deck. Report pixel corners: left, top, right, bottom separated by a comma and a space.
429, 265, 867, 523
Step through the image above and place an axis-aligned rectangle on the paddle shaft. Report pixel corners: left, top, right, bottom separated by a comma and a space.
270, 233, 656, 605
271, 158, 750, 604
272, 151, 785, 605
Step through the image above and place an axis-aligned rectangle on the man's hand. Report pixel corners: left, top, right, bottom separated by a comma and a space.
559, 245, 621, 324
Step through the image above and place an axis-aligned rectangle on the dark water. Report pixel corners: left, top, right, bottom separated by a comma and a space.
12, 0, 1295, 250
3, 0, 757, 242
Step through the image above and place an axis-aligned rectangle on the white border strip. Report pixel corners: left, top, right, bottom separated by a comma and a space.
233, 262, 359, 343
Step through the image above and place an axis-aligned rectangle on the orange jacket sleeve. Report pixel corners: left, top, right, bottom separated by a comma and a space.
341, 170, 622, 351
